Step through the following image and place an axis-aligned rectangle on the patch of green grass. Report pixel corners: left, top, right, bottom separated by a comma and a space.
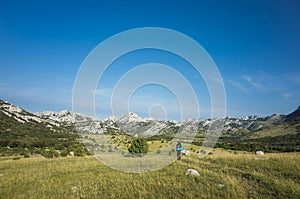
147, 140, 169, 152
0, 153, 299, 198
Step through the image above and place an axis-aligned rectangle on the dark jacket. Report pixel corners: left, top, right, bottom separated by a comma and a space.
176, 142, 183, 151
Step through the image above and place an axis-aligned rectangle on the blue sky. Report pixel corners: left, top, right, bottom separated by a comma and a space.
0, 0, 300, 120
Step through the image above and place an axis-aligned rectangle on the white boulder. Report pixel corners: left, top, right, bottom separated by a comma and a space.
185, 169, 200, 176
256, 151, 264, 155
181, 150, 190, 156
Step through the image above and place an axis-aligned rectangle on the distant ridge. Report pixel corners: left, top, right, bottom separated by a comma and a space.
1, 99, 300, 155
285, 105, 300, 123
0, 99, 88, 157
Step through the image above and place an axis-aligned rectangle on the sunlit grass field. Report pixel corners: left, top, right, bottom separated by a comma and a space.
0, 151, 299, 199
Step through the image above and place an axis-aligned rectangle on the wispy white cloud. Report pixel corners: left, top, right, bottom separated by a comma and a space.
282, 92, 294, 99
242, 75, 264, 89
87, 70, 300, 119
227, 72, 289, 93
224, 70, 300, 118
226, 79, 249, 93
284, 73, 300, 84
282, 91, 300, 100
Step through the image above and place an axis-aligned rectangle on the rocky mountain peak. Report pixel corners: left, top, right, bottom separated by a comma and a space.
119, 112, 142, 123
1, 99, 300, 138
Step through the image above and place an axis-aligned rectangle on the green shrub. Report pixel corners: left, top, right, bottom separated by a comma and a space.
128, 138, 149, 154
60, 149, 69, 157
24, 154, 30, 158
42, 150, 59, 158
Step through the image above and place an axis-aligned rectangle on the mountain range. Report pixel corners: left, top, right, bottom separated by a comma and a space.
0, 99, 299, 156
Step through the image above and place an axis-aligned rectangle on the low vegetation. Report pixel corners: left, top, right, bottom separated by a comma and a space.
0, 151, 299, 198
216, 132, 300, 152
128, 138, 149, 154
0, 111, 89, 158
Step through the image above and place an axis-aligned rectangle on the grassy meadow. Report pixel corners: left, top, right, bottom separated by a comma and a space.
0, 150, 299, 199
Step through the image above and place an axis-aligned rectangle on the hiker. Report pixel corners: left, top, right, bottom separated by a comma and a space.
176, 141, 183, 160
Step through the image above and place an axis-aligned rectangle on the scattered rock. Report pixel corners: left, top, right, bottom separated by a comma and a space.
71, 186, 77, 193
181, 150, 190, 156
185, 169, 200, 176
218, 183, 225, 188
256, 151, 264, 155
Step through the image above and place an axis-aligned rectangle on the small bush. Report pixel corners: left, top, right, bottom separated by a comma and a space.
24, 154, 30, 158
42, 150, 59, 158
60, 150, 69, 157
128, 138, 149, 154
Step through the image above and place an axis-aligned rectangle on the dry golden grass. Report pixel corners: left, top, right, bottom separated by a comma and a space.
0, 151, 299, 199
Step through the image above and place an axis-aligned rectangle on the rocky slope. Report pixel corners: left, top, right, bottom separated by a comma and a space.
0, 100, 88, 156
1, 99, 299, 153
2, 99, 299, 137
